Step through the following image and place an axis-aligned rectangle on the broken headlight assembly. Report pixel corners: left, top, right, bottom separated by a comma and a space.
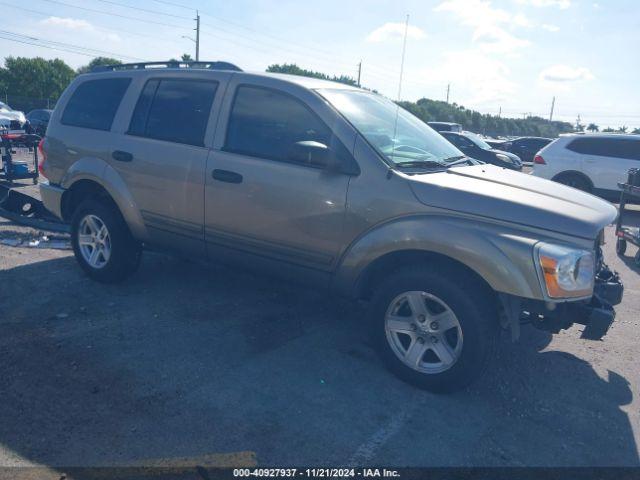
536, 243, 595, 299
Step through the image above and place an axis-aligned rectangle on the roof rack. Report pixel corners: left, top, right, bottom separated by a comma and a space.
92, 61, 243, 73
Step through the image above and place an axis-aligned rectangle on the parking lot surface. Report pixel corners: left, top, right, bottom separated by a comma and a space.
1, 211, 639, 469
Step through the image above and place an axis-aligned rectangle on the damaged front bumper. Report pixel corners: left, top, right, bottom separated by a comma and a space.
502, 264, 624, 341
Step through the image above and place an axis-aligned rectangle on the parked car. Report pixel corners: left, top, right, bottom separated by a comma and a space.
500, 137, 552, 164
427, 121, 462, 133
0, 101, 27, 130
26, 109, 53, 136
439, 131, 523, 170
39, 63, 622, 393
532, 133, 640, 200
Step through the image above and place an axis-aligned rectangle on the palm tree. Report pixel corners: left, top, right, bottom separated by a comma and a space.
586, 123, 599, 132
632, 128, 640, 134
618, 126, 628, 133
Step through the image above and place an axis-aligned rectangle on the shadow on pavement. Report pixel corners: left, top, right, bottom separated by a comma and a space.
0, 253, 638, 468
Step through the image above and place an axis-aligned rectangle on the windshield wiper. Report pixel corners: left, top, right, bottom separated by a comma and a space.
395, 160, 448, 169
443, 156, 473, 167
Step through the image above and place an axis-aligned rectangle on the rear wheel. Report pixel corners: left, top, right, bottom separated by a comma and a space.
369, 266, 499, 393
556, 173, 591, 193
71, 199, 142, 283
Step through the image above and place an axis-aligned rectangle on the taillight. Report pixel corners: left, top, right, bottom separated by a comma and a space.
38, 137, 47, 177
533, 154, 546, 165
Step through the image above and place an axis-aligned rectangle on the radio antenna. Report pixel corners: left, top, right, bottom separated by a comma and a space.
397, 14, 410, 101
390, 14, 410, 168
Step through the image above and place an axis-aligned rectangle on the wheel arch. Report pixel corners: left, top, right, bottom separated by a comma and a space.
332, 215, 542, 301
552, 170, 594, 191
60, 163, 148, 241
355, 249, 496, 303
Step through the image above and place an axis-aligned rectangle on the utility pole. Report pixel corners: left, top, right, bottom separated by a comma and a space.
446, 83, 450, 103
397, 14, 409, 102
498, 106, 502, 118
357, 61, 362, 87
549, 96, 555, 122
195, 10, 200, 61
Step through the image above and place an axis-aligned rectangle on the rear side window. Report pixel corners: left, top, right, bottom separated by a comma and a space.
567, 137, 640, 160
128, 79, 218, 147
61, 78, 131, 131
224, 85, 332, 165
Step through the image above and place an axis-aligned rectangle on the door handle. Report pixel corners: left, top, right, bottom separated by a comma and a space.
212, 169, 243, 184
112, 150, 133, 162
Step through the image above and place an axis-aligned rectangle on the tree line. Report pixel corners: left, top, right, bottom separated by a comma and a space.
2, 57, 636, 137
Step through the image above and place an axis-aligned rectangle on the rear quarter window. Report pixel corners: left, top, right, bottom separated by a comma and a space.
567, 137, 640, 160
61, 78, 131, 131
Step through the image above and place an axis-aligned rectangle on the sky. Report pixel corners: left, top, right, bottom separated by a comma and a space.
0, 0, 638, 129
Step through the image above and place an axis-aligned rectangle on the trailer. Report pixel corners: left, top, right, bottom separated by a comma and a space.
615, 169, 640, 266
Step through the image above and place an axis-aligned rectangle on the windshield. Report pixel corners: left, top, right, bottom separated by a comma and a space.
318, 89, 463, 166
465, 132, 493, 150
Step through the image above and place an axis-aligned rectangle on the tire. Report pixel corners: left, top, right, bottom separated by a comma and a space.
616, 238, 627, 256
71, 199, 142, 283
369, 266, 498, 393
635, 250, 640, 267
556, 173, 591, 193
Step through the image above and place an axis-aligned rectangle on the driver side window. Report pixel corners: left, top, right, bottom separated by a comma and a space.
224, 85, 332, 167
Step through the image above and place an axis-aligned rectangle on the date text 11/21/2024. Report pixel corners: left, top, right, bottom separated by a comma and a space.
232, 468, 401, 478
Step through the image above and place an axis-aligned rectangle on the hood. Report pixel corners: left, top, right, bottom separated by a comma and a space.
406, 164, 617, 240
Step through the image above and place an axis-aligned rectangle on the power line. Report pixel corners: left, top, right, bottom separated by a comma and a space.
0, 29, 146, 60
93, 0, 192, 20
37, 0, 192, 30
0, 2, 184, 44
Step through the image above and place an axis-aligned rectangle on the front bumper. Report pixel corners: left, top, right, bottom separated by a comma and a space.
507, 263, 623, 341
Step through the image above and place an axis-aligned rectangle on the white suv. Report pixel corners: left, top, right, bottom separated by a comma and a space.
532, 133, 640, 200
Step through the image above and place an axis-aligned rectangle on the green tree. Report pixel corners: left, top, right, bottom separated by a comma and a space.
181, 53, 194, 61
602, 127, 615, 132
77, 57, 122, 74
618, 125, 628, 133
632, 128, 640, 134
0, 56, 75, 110
266, 63, 357, 87
586, 123, 599, 132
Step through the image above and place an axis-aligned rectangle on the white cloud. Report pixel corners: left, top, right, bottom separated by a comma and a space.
539, 64, 594, 82
366, 23, 426, 43
516, 0, 571, 9
434, 0, 530, 54
41, 16, 93, 31
420, 50, 516, 105
39, 16, 121, 42
541, 24, 560, 32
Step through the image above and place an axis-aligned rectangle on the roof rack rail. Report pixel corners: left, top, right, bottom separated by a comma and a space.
92, 61, 243, 73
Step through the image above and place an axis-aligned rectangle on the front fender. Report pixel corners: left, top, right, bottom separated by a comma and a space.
332, 214, 544, 300
62, 157, 148, 241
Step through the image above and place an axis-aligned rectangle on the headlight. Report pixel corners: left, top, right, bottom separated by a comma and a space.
537, 243, 595, 298
496, 153, 512, 163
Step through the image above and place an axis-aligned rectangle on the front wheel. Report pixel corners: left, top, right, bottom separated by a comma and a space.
370, 266, 498, 393
71, 199, 142, 283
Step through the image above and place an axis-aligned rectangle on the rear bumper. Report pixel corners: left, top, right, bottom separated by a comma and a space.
39, 182, 65, 220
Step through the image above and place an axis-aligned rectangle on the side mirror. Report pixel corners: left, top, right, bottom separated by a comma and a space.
289, 141, 338, 170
